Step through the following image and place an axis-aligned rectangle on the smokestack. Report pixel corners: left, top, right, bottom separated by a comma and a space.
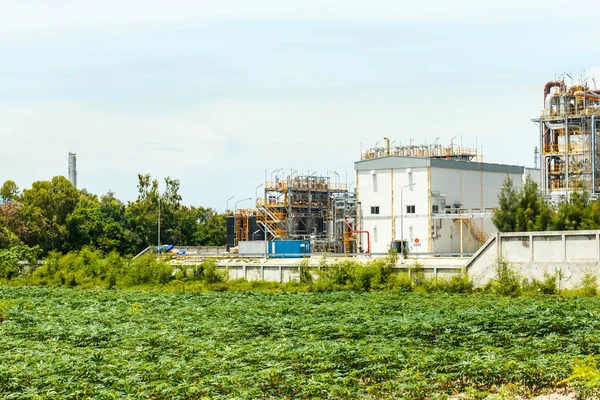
68, 152, 77, 188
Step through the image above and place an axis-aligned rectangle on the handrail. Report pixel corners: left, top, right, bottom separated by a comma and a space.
344, 218, 370, 254
133, 246, 151, 260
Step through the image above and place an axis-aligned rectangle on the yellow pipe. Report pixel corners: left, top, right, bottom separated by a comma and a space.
460, 221, 464, 254
383, 137, 390, 156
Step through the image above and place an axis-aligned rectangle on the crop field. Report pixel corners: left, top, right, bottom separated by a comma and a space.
0, 287, 599, 399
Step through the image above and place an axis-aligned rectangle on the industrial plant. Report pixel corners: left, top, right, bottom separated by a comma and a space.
227, 141, 538, 256
533, 80, 600, 202
227, 174, 360, 256
224, 77, 600, 257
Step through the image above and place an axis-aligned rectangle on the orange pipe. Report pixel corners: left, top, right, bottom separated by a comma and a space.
344, 218, 370, 254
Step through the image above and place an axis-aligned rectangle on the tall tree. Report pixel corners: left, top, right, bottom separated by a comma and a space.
194, 207, 226, 246
514, 177, 552, 231
552, 190, 589, 230
492, 177, 519, 232
0, 180, 20, 203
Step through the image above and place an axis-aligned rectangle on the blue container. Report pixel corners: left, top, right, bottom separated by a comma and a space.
268, 240, 311, 258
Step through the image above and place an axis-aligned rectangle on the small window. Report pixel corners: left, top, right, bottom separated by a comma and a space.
370, 206, 380, 215
432, 205, 439, 213
406, 205, 415, 214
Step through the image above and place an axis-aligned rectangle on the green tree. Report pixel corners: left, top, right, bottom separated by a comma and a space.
20, 176, 80, 252
194, 207, 226, 246
492, 177, 519, 232
581, 199, 600, 230
514, 177, 552, 231
65, 193, 132, 254
22, 176, 79, 226
552, 189, 589, 230
0, 180, 20, 203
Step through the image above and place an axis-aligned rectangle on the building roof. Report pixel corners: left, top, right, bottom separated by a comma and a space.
354, 156, 524, 175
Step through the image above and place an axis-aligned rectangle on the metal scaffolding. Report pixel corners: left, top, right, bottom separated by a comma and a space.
254, 174, 358, 253
533, 80, 600, 202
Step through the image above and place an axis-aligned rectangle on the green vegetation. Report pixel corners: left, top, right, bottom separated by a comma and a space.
0, 287, 599, 399
1, 248, 592, 299
0, 175, 225, 256
493, 176, 600, 232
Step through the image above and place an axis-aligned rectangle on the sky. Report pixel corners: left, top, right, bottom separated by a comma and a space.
1, 0, 600, 211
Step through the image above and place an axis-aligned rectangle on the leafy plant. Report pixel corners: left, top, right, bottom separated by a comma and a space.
486, 256, 522, 297
0, 288, 598, 398
579, 270, 598, 297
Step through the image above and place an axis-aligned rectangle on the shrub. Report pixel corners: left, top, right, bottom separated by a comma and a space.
579, 271, 598, 297
526, 272, 558, 295
315, 259, 353, 289
186, 259, 226, 284
440, 272, 474, 294
298, 259, 313, 284
486, 257, 522, 297
409, 261, 425, 286
123, 254, 173, 286
388, 272, 413, 292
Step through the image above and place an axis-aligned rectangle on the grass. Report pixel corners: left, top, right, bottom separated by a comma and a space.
1, 287, 600, 399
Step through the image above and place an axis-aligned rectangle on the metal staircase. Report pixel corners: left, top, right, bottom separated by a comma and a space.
257, 204, 288, 240
467, 218, 489, 243
452, 217, 489, 244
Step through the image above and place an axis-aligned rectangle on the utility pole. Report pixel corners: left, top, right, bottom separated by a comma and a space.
157, 194, 161, 259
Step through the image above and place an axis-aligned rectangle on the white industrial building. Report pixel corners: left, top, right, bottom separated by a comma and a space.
355, 145, 539, 255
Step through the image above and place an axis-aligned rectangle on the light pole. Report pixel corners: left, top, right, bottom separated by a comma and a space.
226, 196, 235, 214
157, 194, 161, 258
400, 183, 416, 251
271, 168, 283, 182
255, 183, 264, 206
234, 197, 252, 246
328, 170, 339, 188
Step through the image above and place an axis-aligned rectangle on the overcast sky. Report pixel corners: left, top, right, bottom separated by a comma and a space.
1, 0, 599, 210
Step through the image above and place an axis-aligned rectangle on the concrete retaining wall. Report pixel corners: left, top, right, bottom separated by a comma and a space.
173, 257, 466, 283
466, 230, 600, 289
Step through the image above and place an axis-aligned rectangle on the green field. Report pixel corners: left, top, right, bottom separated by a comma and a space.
1, 287, 599, 399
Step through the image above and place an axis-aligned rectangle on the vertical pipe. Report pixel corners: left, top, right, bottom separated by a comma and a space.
356, 169, 360, 251
427, 166, 432, 253
157, 195, 161, 259
565, 118, 570, 200
539, 121, 546, 195
593, 116, 597, 194
391, 168, 395, 242
460, 221, 464, 254
400, 186, 404, 247
467, 221, 471, 254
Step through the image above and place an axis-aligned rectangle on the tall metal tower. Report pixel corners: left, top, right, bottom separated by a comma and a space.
68, 152, 77, 188
533, 80, 600, 201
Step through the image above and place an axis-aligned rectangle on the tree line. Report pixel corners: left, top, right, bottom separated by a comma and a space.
493, 177, 600, 232
0, 174, 225, 257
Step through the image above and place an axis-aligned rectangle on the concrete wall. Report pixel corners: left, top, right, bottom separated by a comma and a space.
173, 257, 466, 283
467, 230, 600, 289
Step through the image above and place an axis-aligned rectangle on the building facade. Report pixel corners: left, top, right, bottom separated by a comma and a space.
355, 155, 533, 254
